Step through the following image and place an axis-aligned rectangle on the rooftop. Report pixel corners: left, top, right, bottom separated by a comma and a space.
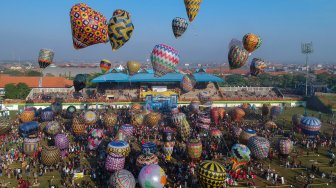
92, 69, 224, 83
0, 75, 73, 88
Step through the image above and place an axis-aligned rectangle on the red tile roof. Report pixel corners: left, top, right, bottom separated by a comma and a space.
206, 68, 249, 75
266, 72, 288, 76
314, 69, 329, 75
0, 75, 73, 88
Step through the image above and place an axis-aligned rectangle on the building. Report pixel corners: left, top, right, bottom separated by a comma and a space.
0, 74, 73, 97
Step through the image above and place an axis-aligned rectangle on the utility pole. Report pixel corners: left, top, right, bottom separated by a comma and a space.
301, 42, 313, 96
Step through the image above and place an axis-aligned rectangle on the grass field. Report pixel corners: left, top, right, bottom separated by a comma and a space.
317, 95, 336, 111
1, 107, 336, 187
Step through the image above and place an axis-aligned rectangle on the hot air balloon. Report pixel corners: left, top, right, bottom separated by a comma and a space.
231, 144, 251, 162
105, 153, 125, 172
20, 110, 35, 123
108, 9, 134, 51
172, 112, 186, 126
211, 108, 220, 125
196, 160, 226, 188
218, 107, 226, 120
228, 38, 244, 49
45, 121, 60, 136
109, 169, 135, 188
104, 113, 118, 129
248, 136, 270, 160
73, 74, 87, 92
84, 111, 97, 125
250, 58, 267, 76
179, 118, 191, 142
19, 122, 39, 138
127, 61, 141, 75
100, 59, 112, 73
136, 153, 159, 168
107, 140, 130, 157
38, 49, 54, 69
292, 114, 303, 127
72, 117, 85, 135
163, 141, 175, 161
187, 139, 202, 160
131, 103, 142, 114
138, 164, 167, 188
130, 113, 144, 127
265, 121, 277, 130
270, 106, 281, 119
277, 138, 293, 157
51, 102, 62, 114
55, 133, 69, 157
120, 124, 134, 137
144, 112, 161, 127
239, 129, 256, 145
210, 129, 222, 143
41, 146, 60, 166
184, 0, 202, 22
230, 108, 245, 122
88, 129, 104, 150
181, 74, 196, 92
228, 45, 249, 69
300, 116, 321, 136
70, 3, 108, 49
231, 144, 251, 172
65, 105, 76, 119
150, 44, 180, 77
243, 33, 262, 53
23, 138, 39, 155
141, 142, 158, 155
261, 104, 269, 117
41, 108, 54, 122
172, 17, 188, 38
232, 126, 242, 139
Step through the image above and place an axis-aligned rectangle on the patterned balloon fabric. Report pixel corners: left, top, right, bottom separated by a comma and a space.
107, 140, 130, 157
197, 160, 226, 188
181, 74, 196, 92
136, 153, 159, 168
100, 59, 112, 73
141, 142, 157, 155
84, 111, 97, 125
250, 58, 267, 76
243, 33, 262, 53
108, 9, 134, 51
138, 164, 167, 188
172, 17, 188, 38
231, 144, 251, 162
109, 169, 136, 188
151, 44, 180, 77
228, 45, 249, 69
127, 61, 141, 75
278, 138, 293, 156
187, 139, 202, 160
38, 49, 54, 69
105, 153, 125, 172
70, 3, 108, 49
300, 116, 322, 136
184, 0, 203, 22
54, 134, 69, 150
248, 136, 270, 160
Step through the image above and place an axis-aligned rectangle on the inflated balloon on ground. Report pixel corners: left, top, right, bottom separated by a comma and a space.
197, 160, 226, 188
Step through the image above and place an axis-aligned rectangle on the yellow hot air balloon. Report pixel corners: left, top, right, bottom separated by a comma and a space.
127, 61, 141, 75
184, 0, 203, 22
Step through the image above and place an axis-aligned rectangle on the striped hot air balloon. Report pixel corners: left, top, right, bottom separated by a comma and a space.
100, 59, 112, 73
184, 0, 203, 22
150, 44, 180, 77
108, 9, 134, 51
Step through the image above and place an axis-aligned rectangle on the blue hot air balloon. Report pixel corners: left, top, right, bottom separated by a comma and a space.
300, 116, 321, 136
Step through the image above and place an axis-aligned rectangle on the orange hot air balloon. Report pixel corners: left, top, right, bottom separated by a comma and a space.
218, 108, 226, 120
230, 108, 245, 121
131, 103, 142, 113
145, 112, 161, 127
211, 108, 219, 125
127, 61, 141, 75
242, 33, 262, 53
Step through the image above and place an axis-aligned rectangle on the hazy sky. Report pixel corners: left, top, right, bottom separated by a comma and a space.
0, 0, 335, 64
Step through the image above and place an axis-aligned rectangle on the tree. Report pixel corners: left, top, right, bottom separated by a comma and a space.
4, 83, 31, 99
225, 74, 246, 86
4, 84, 17, 99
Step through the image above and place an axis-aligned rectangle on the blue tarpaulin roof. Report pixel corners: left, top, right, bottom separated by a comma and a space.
92, 70, 224, 83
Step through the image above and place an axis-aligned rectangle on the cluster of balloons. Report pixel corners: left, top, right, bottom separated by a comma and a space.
228, 33, 267, 77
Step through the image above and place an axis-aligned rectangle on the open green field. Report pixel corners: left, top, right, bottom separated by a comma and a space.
317, 95, 336, 111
